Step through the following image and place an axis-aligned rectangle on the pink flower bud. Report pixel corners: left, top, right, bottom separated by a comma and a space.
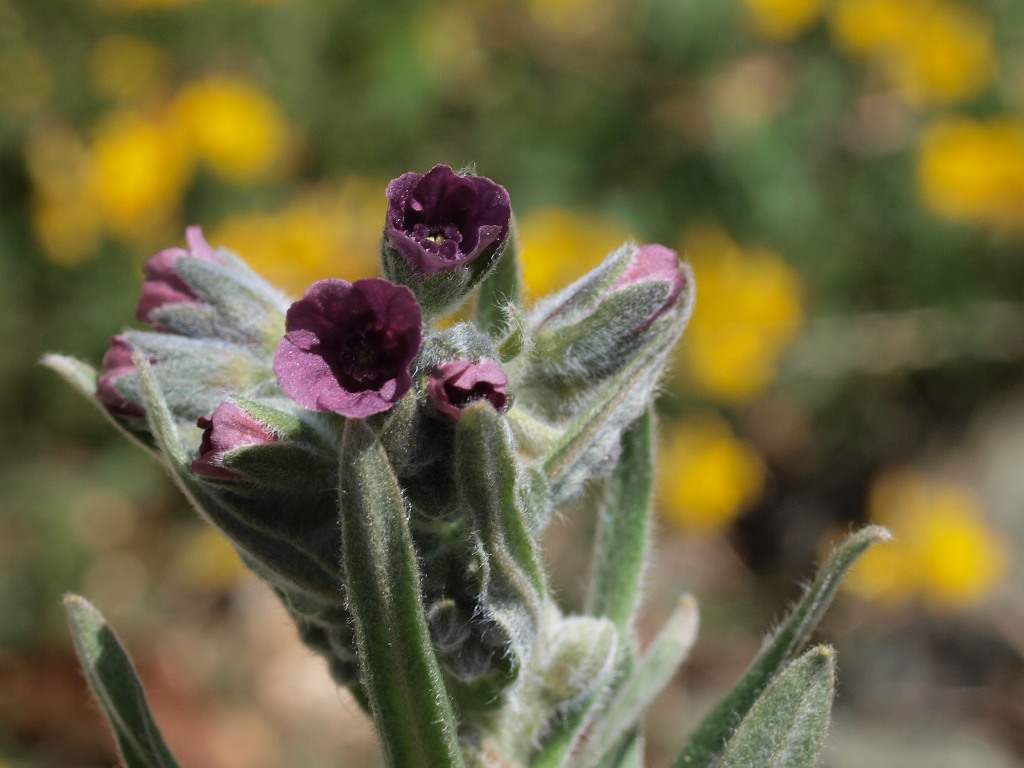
427, 359, 509, 422
192, 401, 277, 482
136, 226, 223, 327
96, 336, 143, 418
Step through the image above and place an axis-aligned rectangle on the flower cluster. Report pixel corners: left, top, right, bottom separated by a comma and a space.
58, 162, 708, 768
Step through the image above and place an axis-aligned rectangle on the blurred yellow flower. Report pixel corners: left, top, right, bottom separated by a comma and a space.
830, 0, 995, 106
88, 108, 192, 240
917, 117, 1024, 231
174, 76, 290, 184
89, 35, 169, 103
844, 470, 1008, 609
745, 0, 824, 42
24, 126, 102, 265
678, 226, 803, 403
212, 178, 385, 295
517, 207, 631, 301
658, 414, 765, 534
174, 526, 246, 593
0, 45, 52, 116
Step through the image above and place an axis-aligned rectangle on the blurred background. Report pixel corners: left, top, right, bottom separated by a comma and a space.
2, 0, 1023, 765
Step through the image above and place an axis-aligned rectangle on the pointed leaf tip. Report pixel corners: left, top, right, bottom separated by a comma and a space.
63, 594, 179, 768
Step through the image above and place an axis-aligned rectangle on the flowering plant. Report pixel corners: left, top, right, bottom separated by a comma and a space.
45, 165, 886, 768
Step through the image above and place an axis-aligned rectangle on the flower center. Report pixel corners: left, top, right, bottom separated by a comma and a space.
337, 329, 394, 391
411, 223, 463, 262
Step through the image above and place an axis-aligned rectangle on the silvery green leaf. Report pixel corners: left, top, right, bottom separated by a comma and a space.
476, 221, 521, 338
339, 419, 464, 768
717, 647, 836, 768
675, 526, 890, 768
64, 595, 179, 768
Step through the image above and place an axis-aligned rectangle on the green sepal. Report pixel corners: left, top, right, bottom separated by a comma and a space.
150, 249, 290, 348
540, 326, 677, 505
717, 647, 836, 768
587, 409, 655, 636
579, 596, 699, 768
63, 595, 179, 768
675, 526, 890, 768
476, 220, 521, 338
455, 402, 547, 666
383, 237, 511, 319
339, 419, 464, 768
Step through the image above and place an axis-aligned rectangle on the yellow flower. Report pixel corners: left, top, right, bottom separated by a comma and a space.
173, 76, 290, 184
212, 179, 384, 295
830, 0, 995, 106
678, 226, 803, 403
887, 3, 994, 106
88, 108, 192, 240
844, 470, 1008, 610
830, 0, 914, 57
916, 117, 1024, 231
24, 126, 102, 265
89, 35, 169, 103
517, 207, 631, 301
745, 0, 824, 42
658, 414, 765, 534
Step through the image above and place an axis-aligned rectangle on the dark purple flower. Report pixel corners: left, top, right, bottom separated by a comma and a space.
611, 244, 687, 332
136, 226, 223, 326
385, 165, 511, 274
273, 278, 422, 418
96, 335, 144, 418
192, 401, 277, 482
428, 359, 509, 422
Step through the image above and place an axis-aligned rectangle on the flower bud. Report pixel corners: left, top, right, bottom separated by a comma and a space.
96, 335, 143, 418
428, 359, 509, 422
382, 165, 512, 315
192, 401, 277, 481
136, 226, 225, 327
273, 278, 422, 418
527, 243, 693, 392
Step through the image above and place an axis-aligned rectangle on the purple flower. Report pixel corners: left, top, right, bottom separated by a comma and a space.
273, 278, 423, 418
192, 401, 277, 482
428, 359, 509, 422
136, 226, 223, 326
96, 336, 143, 418
611, 244, 687, 332
385, 165, 511, 274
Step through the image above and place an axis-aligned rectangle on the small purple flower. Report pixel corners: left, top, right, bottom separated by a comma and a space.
273, 278, 422, 418
385, 165, 511, 274
136, 226, 223, 326
96, 335, 143, 418
612, 244, 687, 332
428, 359, 509, 422
192, 401, 277, 482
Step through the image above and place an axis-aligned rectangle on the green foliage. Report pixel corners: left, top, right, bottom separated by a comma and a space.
63, 595, 179, 768
716, 646, 836, 768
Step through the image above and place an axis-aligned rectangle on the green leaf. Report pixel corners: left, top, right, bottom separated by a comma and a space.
717, 646, 836, 768
40, 353, 155, 457
675, 526, 890, 768
587, 409, 655, 635
579, 595, 699, 768
476, 221, 521, 338
339, 419, 464, 768
63, 595, 179, 768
